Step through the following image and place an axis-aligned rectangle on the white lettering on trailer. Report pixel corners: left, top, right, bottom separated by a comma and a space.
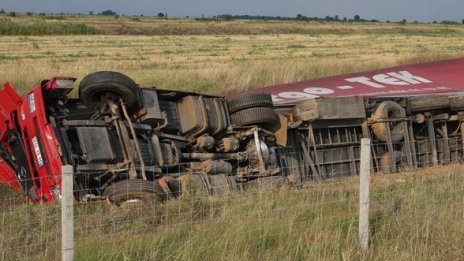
303, 87, 334, 95
345, 76, 386, 88
28, 93, 36, 113
387, 71, 432, 84
373, 74, 409, 85
337, 85, 355, 90
32, 136, 44, 167
278, 91, 318, 99
271, 95, 284, 102
271, 71, 434, 103
278, 87, 335, 100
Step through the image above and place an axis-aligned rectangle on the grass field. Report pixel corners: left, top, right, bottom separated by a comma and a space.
1, 16, 464, 260
0, 16, 463, 95
1, 165, 463, 260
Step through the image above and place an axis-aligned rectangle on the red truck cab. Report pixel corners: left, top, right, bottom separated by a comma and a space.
0, 72, 284, 205
0, 77, 75, 203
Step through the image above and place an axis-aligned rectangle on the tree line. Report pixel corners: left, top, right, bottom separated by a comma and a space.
1, 8, 463, 25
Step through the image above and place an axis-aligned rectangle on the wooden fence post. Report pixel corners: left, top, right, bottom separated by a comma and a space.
359, 138, 371, 250
61, 165, 74, 261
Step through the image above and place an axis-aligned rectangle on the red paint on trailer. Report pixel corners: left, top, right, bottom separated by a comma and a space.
258, 57, 464, 104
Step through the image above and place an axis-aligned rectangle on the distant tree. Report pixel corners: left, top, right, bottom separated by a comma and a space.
26, 11, 33, 16
401, 19, 407, 23
0, 8, 5, 14
343, 17, 347, 22
89, 11, 94, 15
441, 20, 459, 25
296, 14, 309, 21
386, 20, 390, 23
432, 21, 437, 24
334, 15, 339, 21
325, 16, 335, 22
462, 19, 464, 24
223, 14, 233, 21
165, 13, 168, 19
9, 11, 16, 17
157, 12, 164, 18
354, 14, 361, 21
101, 9, 117, 16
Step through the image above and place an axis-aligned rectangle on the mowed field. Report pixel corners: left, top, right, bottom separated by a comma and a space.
1, 16, 464, 260
1, 15, 464, 95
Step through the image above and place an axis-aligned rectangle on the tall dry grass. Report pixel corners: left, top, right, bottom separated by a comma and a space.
0, 32, 463, 96
1, 165, 463, 260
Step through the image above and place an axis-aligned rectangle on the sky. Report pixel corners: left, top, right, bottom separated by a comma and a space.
1, 0, 463, 23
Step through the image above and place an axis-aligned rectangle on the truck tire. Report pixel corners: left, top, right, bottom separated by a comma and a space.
177, 174, 210, 196
230, 107, 278, 128
371, 101, 404, 143
208, 174, 239, 197
409, 96, 449, 112
103, 179, 166, 206
79, 71, 141, 112
226, 92, 273, 113
157, 176, 181, 198
449, 95, 464, 111
380, 151, 405, 174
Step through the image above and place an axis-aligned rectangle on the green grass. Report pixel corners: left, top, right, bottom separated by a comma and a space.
0, 17, 101, 35
1, 165, 463, 260
287, 44, 306, 49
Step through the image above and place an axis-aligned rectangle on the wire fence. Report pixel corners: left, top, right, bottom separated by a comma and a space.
1, 139, 464, 260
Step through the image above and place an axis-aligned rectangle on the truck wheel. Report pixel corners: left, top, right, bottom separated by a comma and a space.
157, 176, 181, 198
177, 174, 210, 196
409, 96, 449, 112
380, 151, 405, 174
226, 92, 273, 113
208, 174, 239, 197
371, 101, 404, 143
79, 71, 141, 112
230, 107, 278, 129
103, 179, 166, 206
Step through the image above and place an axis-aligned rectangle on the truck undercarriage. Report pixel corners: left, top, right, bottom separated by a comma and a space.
0, 72, 284, 204
1, 71, 464, 205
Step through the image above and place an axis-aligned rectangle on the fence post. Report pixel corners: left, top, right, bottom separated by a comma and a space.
359, 138, 370, 250
61, 165, 74, 261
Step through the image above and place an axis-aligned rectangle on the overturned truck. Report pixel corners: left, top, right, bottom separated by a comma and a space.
281, 94, 464, 183
0, 71, 462, 204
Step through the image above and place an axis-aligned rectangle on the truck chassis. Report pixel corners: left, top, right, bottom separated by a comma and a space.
1, 71, 463, 204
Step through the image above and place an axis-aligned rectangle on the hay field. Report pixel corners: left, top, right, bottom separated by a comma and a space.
1, 16, 464, 260
0, 17, 463, 95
